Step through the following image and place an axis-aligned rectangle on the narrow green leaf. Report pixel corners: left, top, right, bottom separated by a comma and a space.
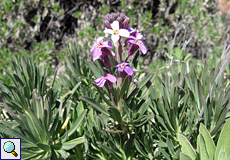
0, 124, 18, 137
180, 153, 193, 160
57, 149, 68, 159
5, 70, 18, 87
86, 60, 102, 78
93, 84, 113, 106
178, 134, 196, 160
13, 73, 24, 86
68, 109, 87, 137
211, 107, 227, 135
36, 142, 50, 151
80, 96, 109, 116
199, 123, 215, 159
65, 57, 79, 77
137, 100, 150, 118
120, 76, 130, 97
107, 140, 122, 155
59, 81, 81, 101
123, 100, 130, 119
6, 128, 34, 144
198, 134, 209, 160
166, 137, 175, 156
60, 131, 68, 143
134, 139, 148, 158
217, 147, 228, 160
108, 107, 122, 123
127, 67, 158, 101
159, 147, 171, 160
98, 143, 121, 159
215, 118, 230, 160
49, 112, 60, 136
62, 136, 85, 150
130, 115, 154, 127
27, 107, 46, 142
22, 128, 39, 144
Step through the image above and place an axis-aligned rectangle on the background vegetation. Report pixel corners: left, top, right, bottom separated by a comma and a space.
0, 0, 230, 159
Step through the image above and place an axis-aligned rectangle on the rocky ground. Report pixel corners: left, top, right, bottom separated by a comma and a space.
1, 0, 230, 69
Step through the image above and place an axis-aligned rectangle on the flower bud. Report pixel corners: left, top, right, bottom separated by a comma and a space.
103, 19, 111, 29
121, 17, 130, 29
103, 12, 130, 29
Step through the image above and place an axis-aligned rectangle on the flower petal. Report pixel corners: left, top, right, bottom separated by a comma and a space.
128, 27, 135, 33
121, 62, 130, 67
91, 44, 98, 53
118, 29, 130, 37
111, 34, 120, 43
133, 67, 138, 73
94, 77, 106, 87
106, 74, 117, 83
93, 48, 102, 61
133, 78, 138, 87
117, 67, 124, 72
126, 39, 136, 45
104, 29, 114, 35
136, 33, 143, 40
97, 37, 105, 44
102, 41, 113, 48
110, 50, 115, 56
124, 66, 133, 76
111, 21, 119, 30
139, 42, 147, 54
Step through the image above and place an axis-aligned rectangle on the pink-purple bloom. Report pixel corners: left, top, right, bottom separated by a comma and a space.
129, 67, 138, 87
94, 72, 117, 89
126, 36, 147, 56
115, 62, 134, 78
91, 37, 115, 61
128, 28, 145, 40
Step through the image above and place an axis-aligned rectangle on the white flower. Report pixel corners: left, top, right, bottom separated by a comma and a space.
104, 21, 130, 43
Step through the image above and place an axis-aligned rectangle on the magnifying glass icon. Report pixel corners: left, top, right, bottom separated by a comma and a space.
3, 141, 18, 157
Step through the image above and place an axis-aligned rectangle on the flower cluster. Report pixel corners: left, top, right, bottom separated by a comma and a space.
91, 12, 147, 89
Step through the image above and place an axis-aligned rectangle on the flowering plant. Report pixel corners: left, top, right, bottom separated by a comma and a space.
80, 12, 158, 158
2, 11, 230, 160
85, 13, 150, 112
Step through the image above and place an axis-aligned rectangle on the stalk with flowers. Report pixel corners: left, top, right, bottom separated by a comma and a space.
89, 13, 148, 113
80, 12, 157, 158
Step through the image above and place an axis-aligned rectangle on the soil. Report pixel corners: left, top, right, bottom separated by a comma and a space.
1, 0, 229, 68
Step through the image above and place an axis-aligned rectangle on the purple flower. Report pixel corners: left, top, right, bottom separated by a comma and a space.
115, 62, 134, 78
129, 68, 138, 87
91, 37, 115, 61
128, 28, 145, 40
133, 78, 138, 87
94, 72, 117, 89
126, 36, 147, 56
104, 21, 130, 43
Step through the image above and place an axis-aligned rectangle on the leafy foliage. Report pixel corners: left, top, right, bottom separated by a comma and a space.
0, 55, 86, 159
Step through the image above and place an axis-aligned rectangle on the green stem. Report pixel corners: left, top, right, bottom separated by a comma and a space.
115, 40, 123, 113
110, 89, 116, 106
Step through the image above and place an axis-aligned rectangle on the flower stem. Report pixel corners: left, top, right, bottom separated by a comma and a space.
115, 40, 123, 112
125, 55, 130, 62
110, 89, 116, 106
